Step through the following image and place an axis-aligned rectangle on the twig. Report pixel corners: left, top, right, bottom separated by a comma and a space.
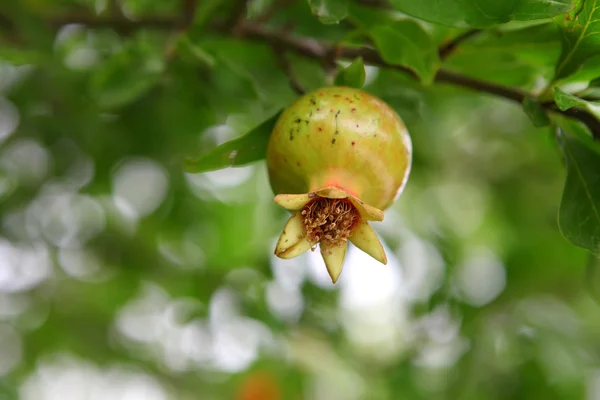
272, 45, 306, 95
163, 0, 198, 62
439, 29, 482, 60
226, 0, 249, 32
181, 0, 198, 29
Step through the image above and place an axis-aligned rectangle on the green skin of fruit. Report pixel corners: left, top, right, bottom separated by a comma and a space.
266, 86, 412, 211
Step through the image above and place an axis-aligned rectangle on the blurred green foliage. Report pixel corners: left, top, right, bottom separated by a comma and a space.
1, 0, 600, 399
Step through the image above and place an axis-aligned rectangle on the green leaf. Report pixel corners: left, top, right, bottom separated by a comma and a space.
90, 36, 165, 109
448, 23, 561, 65
443, 24, 561, 88
559, 54, 600, 84
554, 0, 600, 81
334, 57, 366, 88
175, 35, 215, 68
347, 2, 398, 29
248, 0, 275, 18
369, 20, 439, 84
192, 0, 221, 30
307, 0, 348, 24
184, 111, 282, 173
388, 0, 574, 28
552, 112, 600, 147
556, 126, 600, 256
0, 47, 45, 65
585, 254, 600, 304
554, 87, 600, 119
523, 97, 551, 126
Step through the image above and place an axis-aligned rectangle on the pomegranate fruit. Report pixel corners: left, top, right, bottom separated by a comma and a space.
266, 86, 412, 283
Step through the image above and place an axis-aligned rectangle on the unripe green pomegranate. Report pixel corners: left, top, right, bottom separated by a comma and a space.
266, 86, 412, 283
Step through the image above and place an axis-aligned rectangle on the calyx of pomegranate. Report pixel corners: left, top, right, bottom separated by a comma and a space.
274, 186, 386, 283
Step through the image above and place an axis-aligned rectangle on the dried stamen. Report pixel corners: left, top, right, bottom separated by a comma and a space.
301, 197, 359, 248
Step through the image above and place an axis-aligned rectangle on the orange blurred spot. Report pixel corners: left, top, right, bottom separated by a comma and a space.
237, 371, 281, 400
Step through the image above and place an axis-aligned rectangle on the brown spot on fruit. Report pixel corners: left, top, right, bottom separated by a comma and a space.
332, 138, 336, 144
351, 108, 356, 113
318, 127, 323, 131
352, 141, 356, 146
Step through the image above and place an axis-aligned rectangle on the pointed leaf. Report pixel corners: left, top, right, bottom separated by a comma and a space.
307, 0, 349, 24
552, 113, 600, 150
347, 197, 384, 222
556, 125, 600, 256
349, 221, 387, 264
314, 186, 349, 199
184, 111, 282, 173
334, 57, 366, 88
275, 213, 312, 259
585, 254, 600, 304
388, 0, 574, 28
369, 21, 439, 84
523, 97, 551, 127
274, 193, 313, 211
554, 0, 600, 80
554, 87, 600, 120
321, 242, 348, 283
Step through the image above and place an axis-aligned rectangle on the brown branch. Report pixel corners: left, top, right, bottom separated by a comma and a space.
435, 69, 528, 103
5, 14, 600, 138
236, 23, 600, 138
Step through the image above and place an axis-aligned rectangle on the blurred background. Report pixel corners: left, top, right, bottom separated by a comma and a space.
1, 0, 600, 399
